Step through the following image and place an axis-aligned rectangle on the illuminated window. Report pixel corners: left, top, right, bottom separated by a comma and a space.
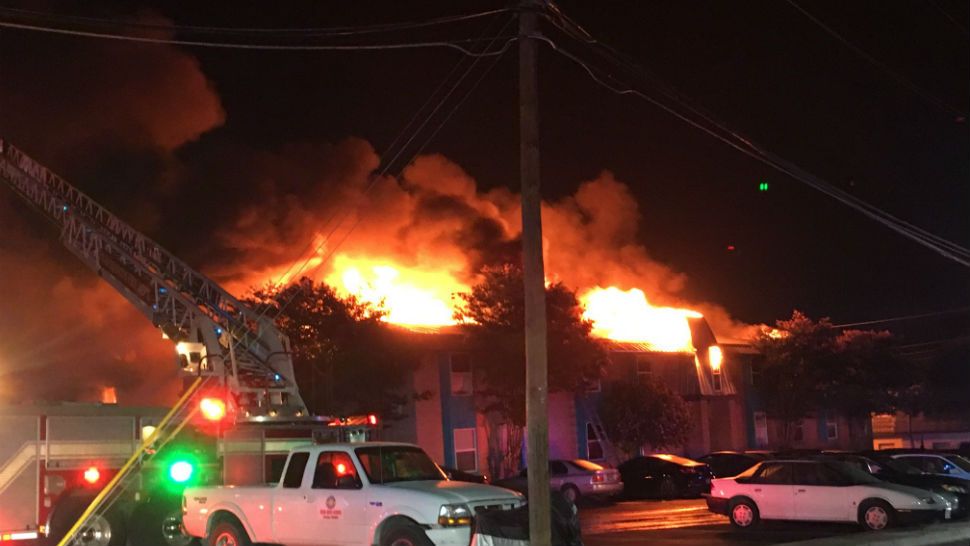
450, 353, 472, 396
454, 428, 477, 471
754, 412, 769, 448
712, 366, 722, 392
586, 423, 604, 460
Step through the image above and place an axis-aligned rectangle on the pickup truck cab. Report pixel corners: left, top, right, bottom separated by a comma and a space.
182, 442, 523, 546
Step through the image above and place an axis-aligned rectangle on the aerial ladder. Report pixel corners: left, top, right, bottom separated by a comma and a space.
0, 138, 314, 545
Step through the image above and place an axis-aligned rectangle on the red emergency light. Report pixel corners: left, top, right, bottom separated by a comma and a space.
199, 397, 227, 422
367, 414, 378, 426
83, 466, 101, 485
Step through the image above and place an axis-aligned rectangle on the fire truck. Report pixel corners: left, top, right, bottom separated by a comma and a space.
0, 139, 376, 546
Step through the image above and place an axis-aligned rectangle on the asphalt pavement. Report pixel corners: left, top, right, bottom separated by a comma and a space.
578, 499, 970, 546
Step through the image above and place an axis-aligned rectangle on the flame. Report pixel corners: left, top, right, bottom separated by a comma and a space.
101, 387, 118, 404
325, 254, 464, 327
580, 287, 701, 352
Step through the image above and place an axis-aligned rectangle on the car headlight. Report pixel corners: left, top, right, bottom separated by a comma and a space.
941, 484, 968, 494
919, 497, 936, 505
438, 504, 473, 526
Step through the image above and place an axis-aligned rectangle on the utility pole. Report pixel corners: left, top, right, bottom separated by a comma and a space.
519, 2, 551, 545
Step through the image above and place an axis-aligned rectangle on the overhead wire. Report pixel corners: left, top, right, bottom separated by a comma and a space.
0, 19, 516, 56
831, 307, 970, 328
928, 0, 970, 38
0, 6, 511, 37
784, 0, 967, 118
537, 6, 970, 267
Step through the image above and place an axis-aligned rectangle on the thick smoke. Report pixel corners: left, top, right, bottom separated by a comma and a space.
212, 148, 751, 340
0, 11, 224, 404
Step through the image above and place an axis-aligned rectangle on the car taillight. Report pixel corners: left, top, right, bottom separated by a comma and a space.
592, 472, 605, 483
680, 467, 696, 474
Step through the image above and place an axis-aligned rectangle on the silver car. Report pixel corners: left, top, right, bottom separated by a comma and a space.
495, 459, 623, 503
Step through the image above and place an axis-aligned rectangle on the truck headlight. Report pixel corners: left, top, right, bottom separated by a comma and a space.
942, 484, 968, 494
438, 504, 473, 526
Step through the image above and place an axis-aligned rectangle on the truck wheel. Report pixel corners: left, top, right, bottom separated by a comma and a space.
380, 522, 432, 546
129, 497, 200, 546
48, 495, 126, 546
207, 520, 252, 546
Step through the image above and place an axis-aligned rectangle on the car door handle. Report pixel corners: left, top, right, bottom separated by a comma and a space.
754, 488, 761, 492
797, 489, 806, 493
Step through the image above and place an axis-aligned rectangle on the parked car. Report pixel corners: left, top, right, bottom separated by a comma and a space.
618, 454, 713, 499
888, 452, 970, 481
706, 459, 953, 531
697, 451, 766, 478
824, 453, 969, 518
494, 459, 622, 503
441, 466, 489, 484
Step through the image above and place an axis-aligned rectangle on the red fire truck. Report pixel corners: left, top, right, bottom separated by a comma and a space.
0, 140, 377, 546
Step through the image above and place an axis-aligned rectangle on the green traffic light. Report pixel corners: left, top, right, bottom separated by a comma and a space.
169, 461, 194, 483
758, 181, 769, 191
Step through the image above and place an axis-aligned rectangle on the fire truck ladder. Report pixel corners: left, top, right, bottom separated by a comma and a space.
0, 138, 307, 420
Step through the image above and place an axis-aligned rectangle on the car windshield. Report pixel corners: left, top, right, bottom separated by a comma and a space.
570, 459, 605, 472
949, 455, 970, 472
355, 446, 446, 484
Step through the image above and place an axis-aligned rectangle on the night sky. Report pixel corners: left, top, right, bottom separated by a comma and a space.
0, 0, 968, 400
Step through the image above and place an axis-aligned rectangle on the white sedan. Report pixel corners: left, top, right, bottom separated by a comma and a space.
705, 459, 951, 530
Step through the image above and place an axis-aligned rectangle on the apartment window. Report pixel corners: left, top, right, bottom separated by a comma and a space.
635, 357, 653, 384
792, 421, 804, 442
450, 353, 472, 396
826, 416, 839, 441
586, 423, 604, 460
453, 428, 477, 471
754, 412, 769, 448
712, 366, 722, 392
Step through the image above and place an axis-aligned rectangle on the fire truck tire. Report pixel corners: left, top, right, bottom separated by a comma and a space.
47, 495, 127, 546
128, 498, 200, 546
206, 519, 252, 546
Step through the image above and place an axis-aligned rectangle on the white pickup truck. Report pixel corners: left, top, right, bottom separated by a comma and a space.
182, 442, 523, 546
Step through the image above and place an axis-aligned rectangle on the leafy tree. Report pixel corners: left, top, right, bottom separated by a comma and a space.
246, 277, 416, 418
598, 378, 692, 455
754, 310, 915, 446
454, 264, 606, 476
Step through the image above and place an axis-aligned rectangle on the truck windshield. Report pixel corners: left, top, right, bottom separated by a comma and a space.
356, 446, 447, 484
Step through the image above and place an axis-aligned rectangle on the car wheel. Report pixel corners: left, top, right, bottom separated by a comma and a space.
859, 499, 894, 531
659, 476, 678, 500
561, 484, 581, 505
380, 522, 432, 546
206, 520, 252, 546
728, 498, 760, 529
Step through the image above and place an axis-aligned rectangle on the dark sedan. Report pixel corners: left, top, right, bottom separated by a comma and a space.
824, 453, 970, 518
696, 451, 766, 478
618, 454, 713, 499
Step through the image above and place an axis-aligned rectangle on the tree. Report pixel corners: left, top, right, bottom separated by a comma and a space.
598, 378, 692, 455
246, 277, 417, 418
454, 264, 606, 477
753, 310, 915, 446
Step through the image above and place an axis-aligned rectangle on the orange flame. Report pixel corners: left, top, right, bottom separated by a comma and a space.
579, 287, 701, 352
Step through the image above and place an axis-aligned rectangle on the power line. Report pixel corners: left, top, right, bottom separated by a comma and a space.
928, 0, 970, 38
0, 19, 517, 56
784, 0, 967, 118
537, 8, 970, 267
0, 6, 511, 37
832, 307, 970, 328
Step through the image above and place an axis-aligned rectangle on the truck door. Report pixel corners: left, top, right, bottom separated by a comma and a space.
272, 451, 313, 545
301, 451, 369, 545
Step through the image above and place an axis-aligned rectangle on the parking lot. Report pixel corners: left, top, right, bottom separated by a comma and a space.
579, 499, 970, 546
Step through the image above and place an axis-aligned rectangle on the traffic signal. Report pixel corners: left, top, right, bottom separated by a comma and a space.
168, 460, 194, 484
199, 397, 226, 422
758, 181, 769, 192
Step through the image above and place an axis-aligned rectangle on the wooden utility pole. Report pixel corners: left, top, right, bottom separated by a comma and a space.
519, 2, 551, 545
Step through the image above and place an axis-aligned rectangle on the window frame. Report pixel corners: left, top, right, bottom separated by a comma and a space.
282, 451, 310, 489
453, 427, 478, 472
449, 353, 473, 396
586, 422, 605, 460
635, 356, 653, 384
825, 416, 839, 441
